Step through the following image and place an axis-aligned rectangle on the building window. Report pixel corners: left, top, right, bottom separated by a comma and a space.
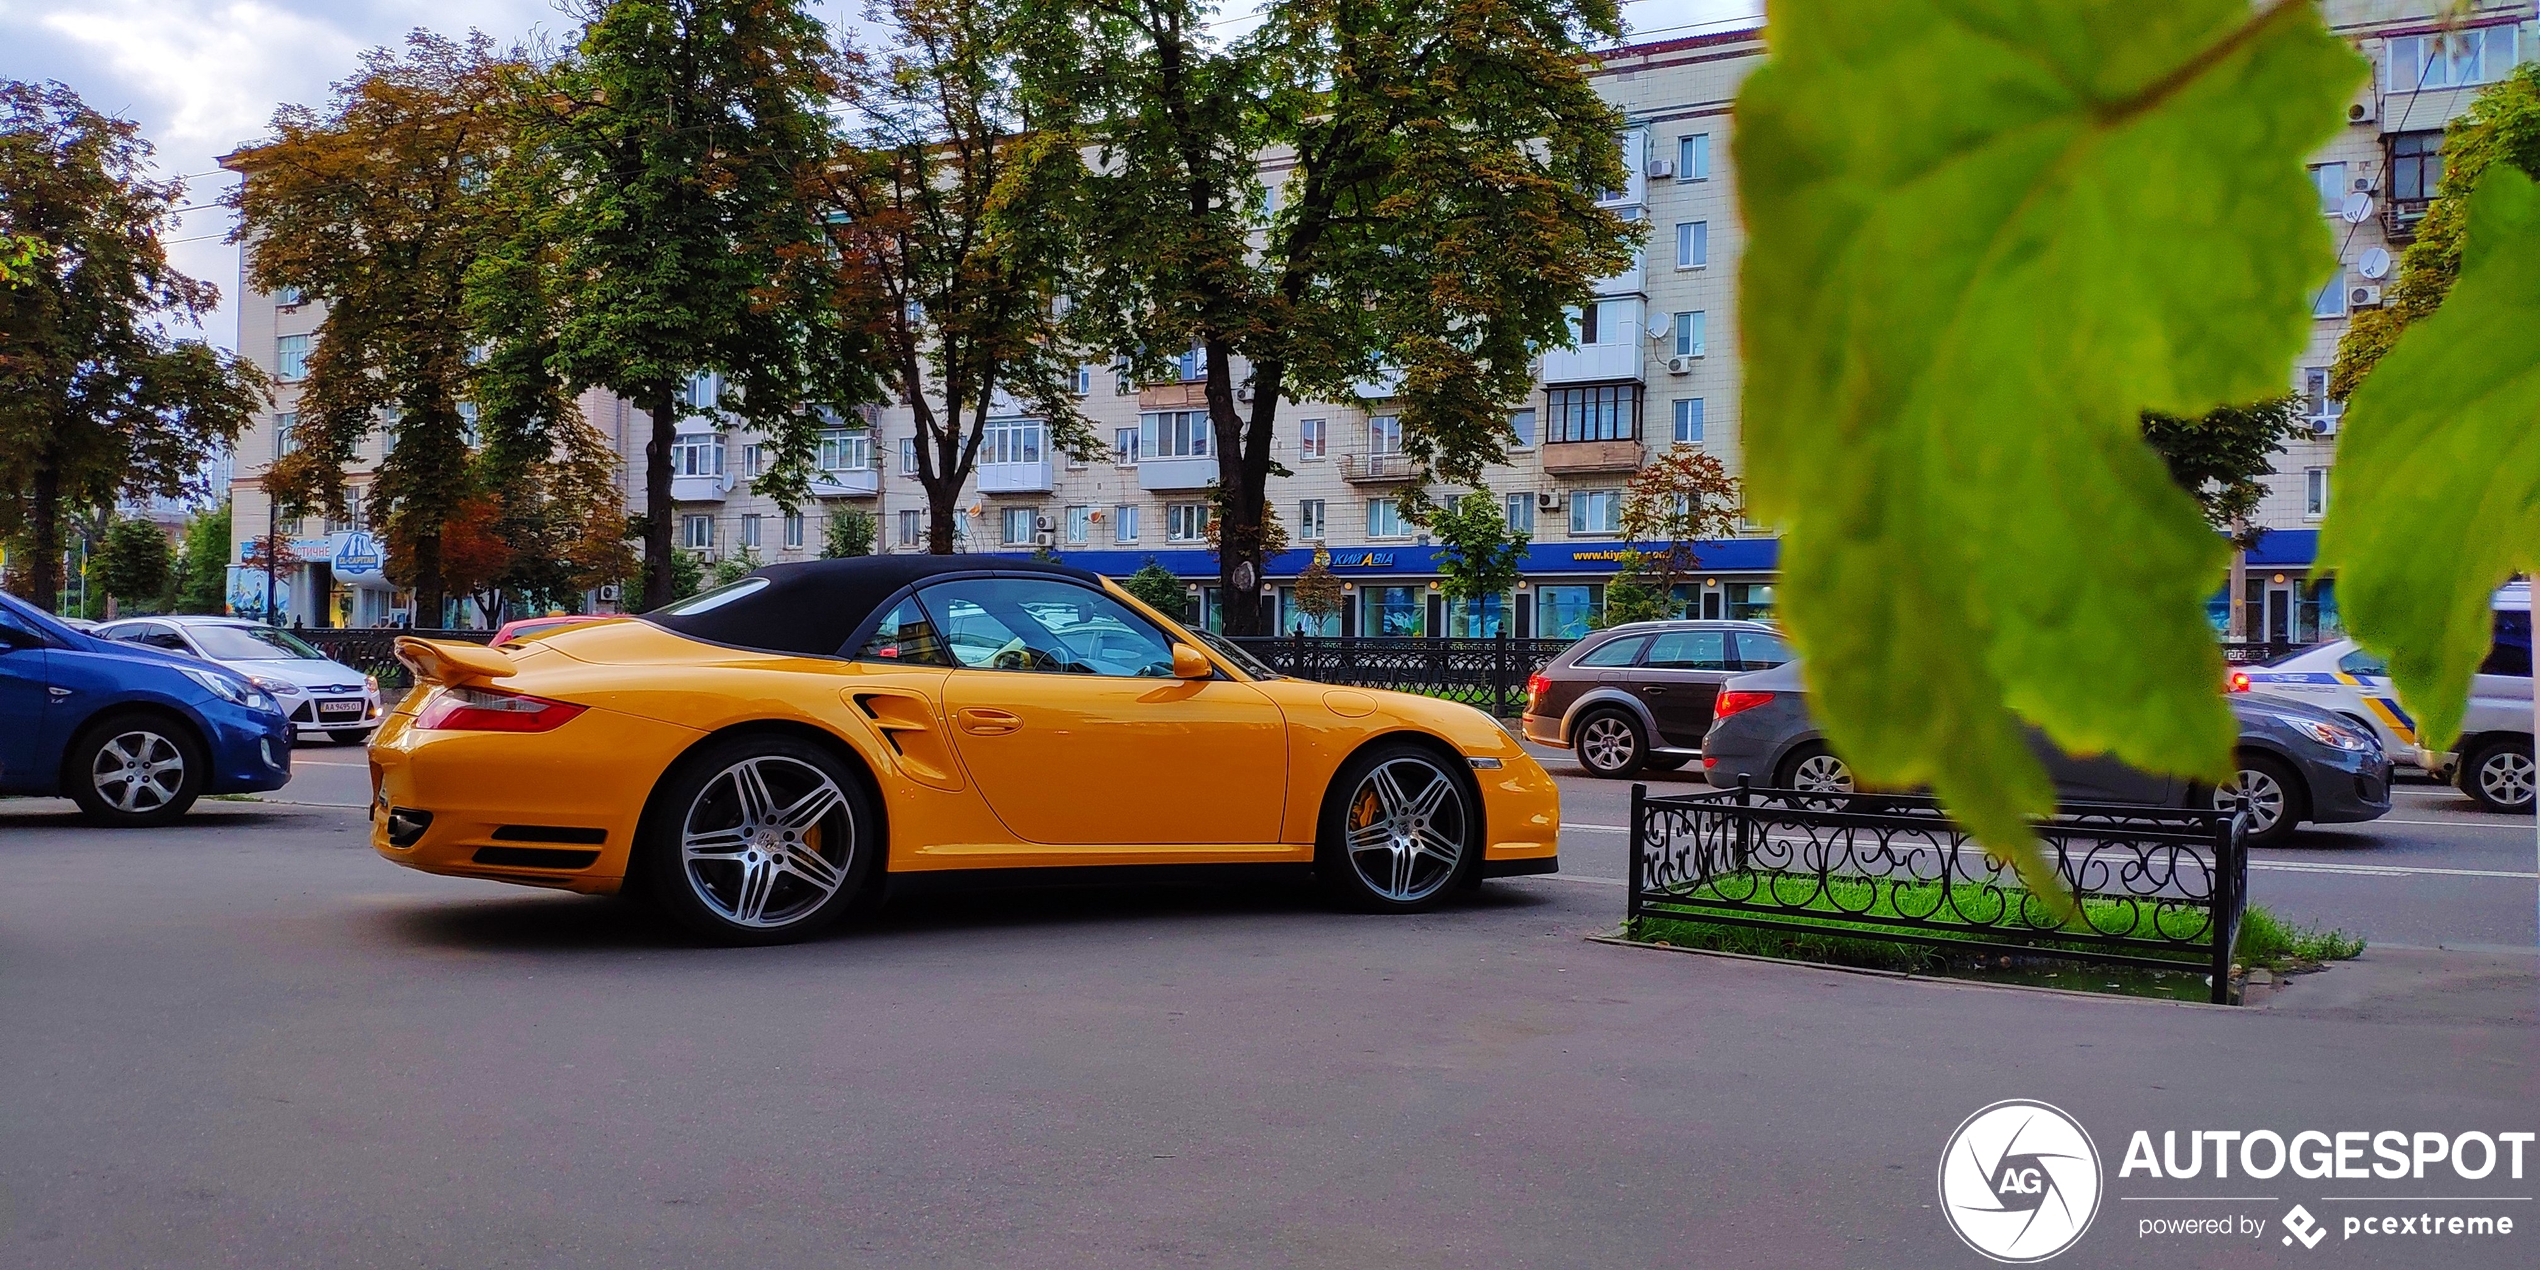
672, 432, 725, 478
982, 418, 1044, 466
2301, 368, 2344, 428
1363, 585, 1425, 637
2390, 130, 2444, 203
1509, 408, 1536, 450
1072, 364, 1094, 396
1367, 414, 1403, 455
2305, 468, 2329, 518
1674, 310, 1705, 357
897, 509, 923, 546
1299, 417, 1327, 460
2310, 275, 2345, 319
1366, 498, 1407, 539
742, 444, 764, 478
784, 512, 804, 549
274, 412, 300, 458
1175, 344, 1207, 382
1546, 384, 1639, 443
2308, 162, 2348, 214
457, 400, 480, 448
681, 515, 713, 549
819, 428, 871, 474
1065, 505, 1091, 544
1166, 501, 1209, 542
1113, 360, 1133, 395
900, 437, 920, 475
740, 514, 763, 549
1673, 398, 1706, 445
1675, 220, 1707, 269
1141, 410, 1209, 459
1677, 133, 1710, 182
2387, 27, 2518, 92
1298, 499, 1326, 541
1505, 493, 1535, 535
276, 333, 310, 381
1114, 427, 1140, 465
1003, 506, 1039, 544
1570, 489, 1622, 536
1114, 504, 1140, 543
274, 284, 305, 308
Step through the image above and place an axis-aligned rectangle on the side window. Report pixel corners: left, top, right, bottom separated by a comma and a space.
2335, 647, 2389, 678
917, 577, 1177, 677
143, 626, 192, 652
1575, 635, 1648, 668
1642, 630, 1730, 670
2479, 610, 2531, 679
850, 599, 950, 666
1732, 631, 1794, 670
0, 604, 46, 645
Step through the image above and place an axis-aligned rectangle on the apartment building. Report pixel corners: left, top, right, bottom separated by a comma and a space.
225, 1, 2533, 638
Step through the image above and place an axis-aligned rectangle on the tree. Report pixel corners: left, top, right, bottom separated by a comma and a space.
0, 81, 265, 611
1121, 557, 1189, 620
433, 497, 513, 627
2137, 398, 2309, 547
171, 501, 231, 614
1024, 0, 1638, 633
227, 34, 536, 627
1598, 450, 1742, 627
1428, 490, 1527, 634
2331, 62, 2540, 399
482, 425, 636, 618
820, 0, 1097, 554
1289, 550, 1341, 634
822, 506, 876, 558
93, 518, 171, 613
709, 546, 763, 588
499, 0, 871, 609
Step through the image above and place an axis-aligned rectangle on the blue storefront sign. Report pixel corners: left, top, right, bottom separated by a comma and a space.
1018, 538, 1784, 579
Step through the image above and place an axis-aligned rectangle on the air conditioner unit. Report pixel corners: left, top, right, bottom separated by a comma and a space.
2310, 413, 2341, 438
1665, 355, 1696, 375
1034, 531, 1055, 547
1034, 514, 1056, 532
597, 584, 622, 603
1235, 383, 1253, 402
1535, 491, 1567, 513
1646, 157, 1675, 179
2349, 284, 2383, 308
2348, 99, 2375, 126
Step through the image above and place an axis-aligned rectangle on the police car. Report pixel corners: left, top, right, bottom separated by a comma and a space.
2230, 639, 2429, 773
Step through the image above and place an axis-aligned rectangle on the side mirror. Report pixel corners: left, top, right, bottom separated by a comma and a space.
1170, 643, 1214, 680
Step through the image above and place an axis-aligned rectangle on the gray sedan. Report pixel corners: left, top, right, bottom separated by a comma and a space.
1698, 661, 2393, 849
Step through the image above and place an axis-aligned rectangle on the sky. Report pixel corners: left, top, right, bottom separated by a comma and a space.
0, 0, 1763, 353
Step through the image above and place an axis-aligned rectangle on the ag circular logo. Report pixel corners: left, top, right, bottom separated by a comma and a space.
1938, 1099, 2103, 1262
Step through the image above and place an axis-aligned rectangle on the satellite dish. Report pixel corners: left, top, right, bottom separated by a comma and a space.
1644, 316, 1672, 340
2358, 246, 2392, 280
2340, 191, 2374, 224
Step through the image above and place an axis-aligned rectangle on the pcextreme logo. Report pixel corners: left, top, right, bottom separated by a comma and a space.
1939, 1100, 2105, 1263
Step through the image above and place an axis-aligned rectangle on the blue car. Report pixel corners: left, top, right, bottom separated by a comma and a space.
0, 592, 294, 825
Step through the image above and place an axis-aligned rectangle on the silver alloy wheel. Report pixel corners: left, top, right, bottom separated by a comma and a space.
679, 755, 853, 929
1789, 752, 1855, 793
92, 730, 187, 813
1343, 755, 1469, 904
2477, 749, 2535, 809
1577, 714, 1637, 772
2215, 766, 2287, 835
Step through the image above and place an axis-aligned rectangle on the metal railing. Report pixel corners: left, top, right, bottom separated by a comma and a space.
1226, 632, 1576, 716
300, 628, 495, 691
1628, 780, 2247, 1003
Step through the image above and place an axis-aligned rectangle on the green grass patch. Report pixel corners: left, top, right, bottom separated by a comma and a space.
2235, 905, 2366, 968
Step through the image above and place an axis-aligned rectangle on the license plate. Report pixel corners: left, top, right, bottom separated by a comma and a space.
318, 700, 363, 718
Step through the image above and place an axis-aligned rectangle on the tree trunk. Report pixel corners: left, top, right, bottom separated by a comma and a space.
409, 529, 446, 629
1212, 342, 1274, 636
640, 379, 679, 609
927, 489, 957, 555
25, 444, 63, 613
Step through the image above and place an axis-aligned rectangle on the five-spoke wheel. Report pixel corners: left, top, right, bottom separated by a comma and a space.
1321, 745, 1474, 911
642, 736, 873, 944
67, 715, 203, 827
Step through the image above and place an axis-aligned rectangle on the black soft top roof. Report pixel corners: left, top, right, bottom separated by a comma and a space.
644, 555, 1105, 657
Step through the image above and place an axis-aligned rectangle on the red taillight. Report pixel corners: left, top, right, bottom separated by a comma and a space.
2228, 671, 2251, 693
1712, 690, 1774, 722
415, 685, 588, 733
1525, 673, 1549, 710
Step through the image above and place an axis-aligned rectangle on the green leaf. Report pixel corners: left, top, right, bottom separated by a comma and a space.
2317, 167, 2540, 752
1735, 0, 2363, 877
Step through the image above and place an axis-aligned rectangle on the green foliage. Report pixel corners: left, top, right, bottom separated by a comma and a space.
709, 546, 763, 589
1427, 490, 1529, 606
1289, 550, 1342, 629
1121, 558, 1189, 620
821, 507, 877, 559
2332, 63, 2540, 399
2235, 904, 2364, 968
2138, 398, 2311, 545
1596, 448, 1746, 627
1736, 0, 2361, 885
173, 502, 231, 613
0, 80, 266, 610
93, 519, 171, 608
2318, 168, 2540, 752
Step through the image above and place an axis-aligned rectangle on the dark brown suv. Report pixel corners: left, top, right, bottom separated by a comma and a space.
1520, 621, 1794, 777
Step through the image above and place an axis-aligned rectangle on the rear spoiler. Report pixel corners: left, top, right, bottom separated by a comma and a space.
394, 637, 516, 686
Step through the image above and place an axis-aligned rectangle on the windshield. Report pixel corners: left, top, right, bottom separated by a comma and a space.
1195, 631, 1280, 680
189, 624, 326, 661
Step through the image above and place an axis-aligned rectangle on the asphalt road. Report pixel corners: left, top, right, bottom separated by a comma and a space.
1, 758, 2534, 1269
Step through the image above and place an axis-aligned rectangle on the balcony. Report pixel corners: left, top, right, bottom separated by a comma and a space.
1139, 382, 1208, 411
811, 467, 879, 498
977, 458, 1053, 493
670, 473, 730, 503
1138, 455, 1216, 492
1340, 452, 1417, 484
1352, 367, 1403, 399
1590, 254, 1645, 297
1538, 342, 1644, 384
1540, 439, 1644, 474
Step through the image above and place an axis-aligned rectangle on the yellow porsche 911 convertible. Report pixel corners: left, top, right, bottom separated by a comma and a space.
371, 557, 1560, 943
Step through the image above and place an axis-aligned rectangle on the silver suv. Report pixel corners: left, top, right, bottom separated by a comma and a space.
2420, 584, 2533, 814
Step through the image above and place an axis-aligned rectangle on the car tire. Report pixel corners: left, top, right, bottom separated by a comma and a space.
1777, 743, 1856, 794
327, 728, 372, 746
1318, 742, 1480, 913
2212, 751, 2307, 850
65, 713, 206, 827
1572, 709, 1648, 778
2458, 736, 2535, 815
637, 734, 876, 946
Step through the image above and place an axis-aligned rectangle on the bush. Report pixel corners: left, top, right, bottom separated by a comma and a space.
1121, 558, 1189, 620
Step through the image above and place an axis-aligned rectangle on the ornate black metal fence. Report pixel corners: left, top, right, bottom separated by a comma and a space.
1628, 780, 2246, 1003
1225, 633, 1577, 716
301, 628, 494, 691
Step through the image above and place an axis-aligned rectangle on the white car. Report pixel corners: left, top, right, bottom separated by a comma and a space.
2420, 582, 2533, 814
2231, 638, 2426, 768
91, 616, 383, 745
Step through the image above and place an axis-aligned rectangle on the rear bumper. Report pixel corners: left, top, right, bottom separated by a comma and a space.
1519, 712, 1563, 747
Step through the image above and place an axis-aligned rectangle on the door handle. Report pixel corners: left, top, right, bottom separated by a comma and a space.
1641, 686, 1666, 694
957, 708, 1022, 735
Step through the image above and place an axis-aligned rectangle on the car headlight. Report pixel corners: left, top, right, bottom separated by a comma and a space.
364, 674, 380, 696
247, 674, 305, 696
182, 665, 278, 714
2291, 718, 2371, 752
